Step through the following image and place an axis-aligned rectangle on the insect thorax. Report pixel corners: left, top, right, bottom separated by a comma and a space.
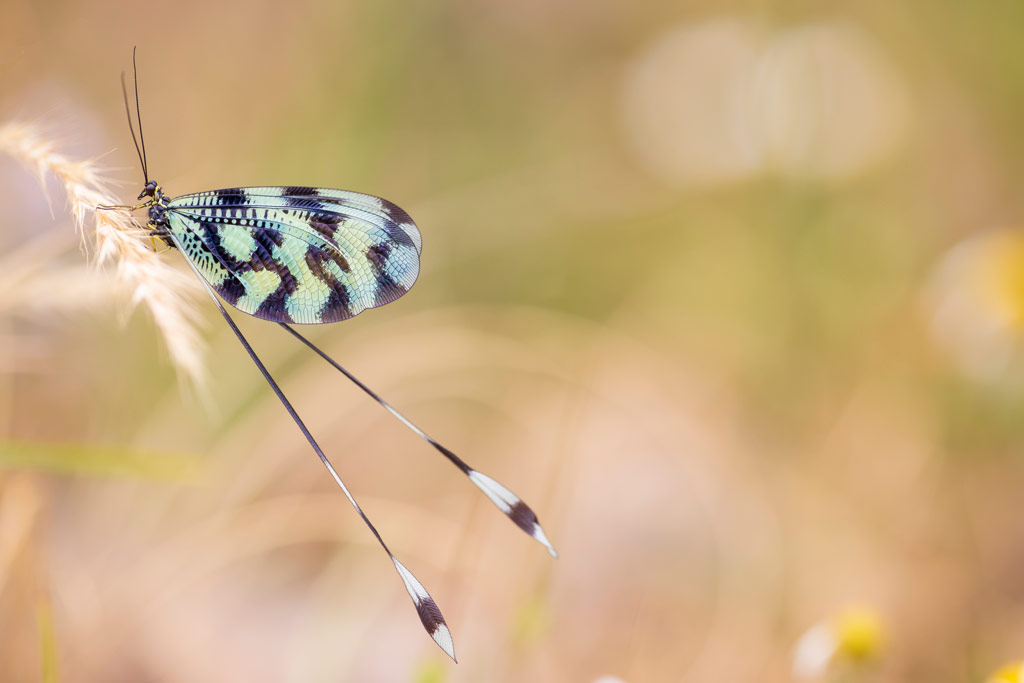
140, 180, 174, 246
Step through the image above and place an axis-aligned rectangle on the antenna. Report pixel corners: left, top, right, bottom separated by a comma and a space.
120, 46, 148, 183
132, 46, 149, 181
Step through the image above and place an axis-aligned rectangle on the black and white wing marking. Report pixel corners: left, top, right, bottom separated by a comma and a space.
165, 186, 421, 324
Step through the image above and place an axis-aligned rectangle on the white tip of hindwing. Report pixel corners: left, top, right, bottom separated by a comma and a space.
468, 470, 559, 558
391, 557, 456, 662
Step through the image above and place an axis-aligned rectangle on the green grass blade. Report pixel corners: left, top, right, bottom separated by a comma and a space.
36, 595, 59, 683
0, 440, 202, 481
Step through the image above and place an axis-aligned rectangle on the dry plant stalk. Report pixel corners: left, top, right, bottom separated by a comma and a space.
0, 121, 205, 384
0, 232, 115, 315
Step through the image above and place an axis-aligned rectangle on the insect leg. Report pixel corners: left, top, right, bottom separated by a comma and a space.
95, 202, 150, 211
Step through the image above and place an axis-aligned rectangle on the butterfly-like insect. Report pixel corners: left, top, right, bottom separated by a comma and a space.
102, 50, 557, 661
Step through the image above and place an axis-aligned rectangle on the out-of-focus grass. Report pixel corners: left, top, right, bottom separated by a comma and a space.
3, 1, 1024, 681
0, 440, 201, 480
36, 594, 59, 683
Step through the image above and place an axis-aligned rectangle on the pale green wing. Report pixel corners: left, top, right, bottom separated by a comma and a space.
165, 187, 421, 324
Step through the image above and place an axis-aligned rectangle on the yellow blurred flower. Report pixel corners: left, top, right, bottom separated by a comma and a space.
833, 607, 885, 662
988, 661, 1024, 683
793, 605, 885, 679
512, 594, 551, 647
928, 230, 1024, 379
414, 659, 447, 683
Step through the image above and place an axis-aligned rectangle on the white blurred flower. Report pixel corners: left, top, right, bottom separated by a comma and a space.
928, 230, 1024, 380
592, 676, 627, 683
793, 622, 837, 679
622, 19, 763, 188
622, 19, 909, 188
751, 23, 909, 179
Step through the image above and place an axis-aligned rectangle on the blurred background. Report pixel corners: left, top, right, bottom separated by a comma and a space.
2, 1, 1024, 681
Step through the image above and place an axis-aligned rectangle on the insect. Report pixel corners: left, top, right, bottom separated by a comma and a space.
102, 50, 557, 661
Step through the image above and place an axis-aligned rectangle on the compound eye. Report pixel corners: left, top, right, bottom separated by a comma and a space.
137, 180, 158, 200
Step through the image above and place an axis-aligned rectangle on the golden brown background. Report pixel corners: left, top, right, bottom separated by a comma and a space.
2, 1, 1024, 681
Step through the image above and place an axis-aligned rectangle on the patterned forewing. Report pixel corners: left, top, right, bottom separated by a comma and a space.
165, 187, 421, 324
